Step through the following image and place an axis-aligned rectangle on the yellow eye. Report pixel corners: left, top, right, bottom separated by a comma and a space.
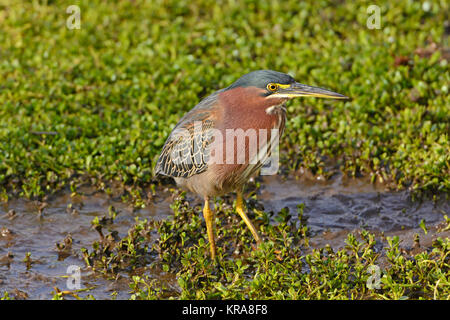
267, 83, 278, 92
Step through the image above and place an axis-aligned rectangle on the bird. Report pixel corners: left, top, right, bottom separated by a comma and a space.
155, 70, 348, 260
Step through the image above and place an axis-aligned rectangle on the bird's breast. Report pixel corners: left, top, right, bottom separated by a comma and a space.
202, 87, 287, 192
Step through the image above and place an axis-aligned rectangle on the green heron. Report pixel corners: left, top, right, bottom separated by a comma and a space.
155, 70, 348, 259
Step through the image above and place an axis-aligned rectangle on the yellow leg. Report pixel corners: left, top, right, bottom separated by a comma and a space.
203, 197, 216, 259
236, 191, 262, 244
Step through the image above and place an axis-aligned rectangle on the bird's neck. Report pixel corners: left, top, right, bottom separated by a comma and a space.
218, 86, 286, 131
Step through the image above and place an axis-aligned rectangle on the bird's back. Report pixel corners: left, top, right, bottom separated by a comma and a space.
154, 90, 223, 179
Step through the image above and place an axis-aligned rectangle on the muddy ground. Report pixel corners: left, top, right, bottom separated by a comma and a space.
0, 174, 448, 299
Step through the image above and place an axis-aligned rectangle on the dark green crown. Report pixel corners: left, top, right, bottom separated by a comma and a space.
227, 70, 295, 90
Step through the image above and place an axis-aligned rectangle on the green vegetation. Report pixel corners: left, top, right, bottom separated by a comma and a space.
0, 0, 448, 199
76, 192, 450, 299
0, 0, 448, 300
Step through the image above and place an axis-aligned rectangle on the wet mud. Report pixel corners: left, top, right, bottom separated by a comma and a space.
259, 174, 448, 234
0, 175, 448, 299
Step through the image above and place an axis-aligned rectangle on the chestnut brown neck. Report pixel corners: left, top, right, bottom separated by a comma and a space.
217, 86, 286, 130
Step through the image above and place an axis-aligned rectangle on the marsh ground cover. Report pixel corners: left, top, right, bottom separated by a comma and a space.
1, 176, 449, 299
0, 0, 449, 300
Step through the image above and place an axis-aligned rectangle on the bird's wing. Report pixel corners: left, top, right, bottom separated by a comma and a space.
154, 92, 221, 178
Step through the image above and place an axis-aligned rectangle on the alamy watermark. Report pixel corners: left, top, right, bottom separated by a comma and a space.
168, 121, 281, 175
366, 5, 381, 29
66, 265, 81, 290
366, 265, 382, 289
66, 5, 81, 30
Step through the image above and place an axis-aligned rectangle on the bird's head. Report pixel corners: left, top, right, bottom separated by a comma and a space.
227, 70, 348, 101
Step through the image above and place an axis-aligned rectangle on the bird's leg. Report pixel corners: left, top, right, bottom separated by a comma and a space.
203, 196, 216, 259
235, 191, 262, 244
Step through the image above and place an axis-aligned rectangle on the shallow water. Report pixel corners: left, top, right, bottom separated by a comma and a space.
0, 189, 173, 299
0, 175, 448, 299
258, 174, 449, 255
259, 174, 448, 234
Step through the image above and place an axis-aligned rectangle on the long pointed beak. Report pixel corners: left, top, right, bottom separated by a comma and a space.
274, 82, 349, 99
